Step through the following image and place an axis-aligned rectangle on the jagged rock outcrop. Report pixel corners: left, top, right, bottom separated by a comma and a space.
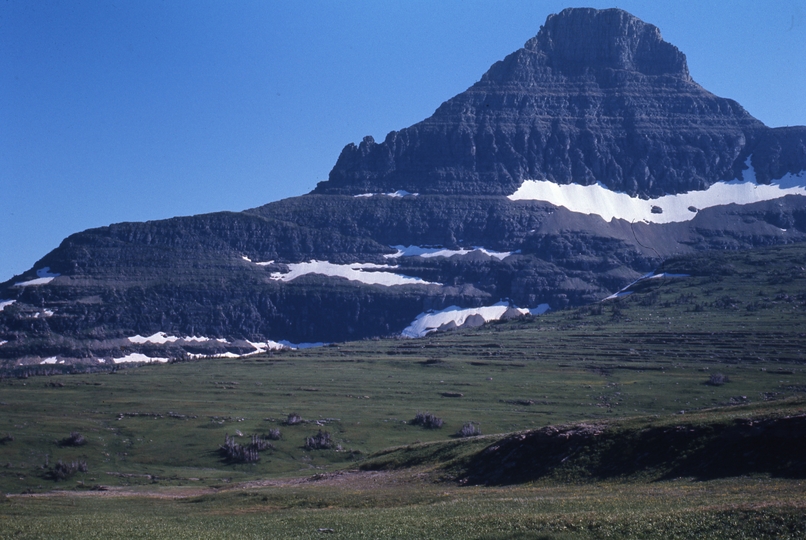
318, 8, 804, 198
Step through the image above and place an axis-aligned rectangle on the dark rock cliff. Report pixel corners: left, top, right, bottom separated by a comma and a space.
317, 8, 805, 198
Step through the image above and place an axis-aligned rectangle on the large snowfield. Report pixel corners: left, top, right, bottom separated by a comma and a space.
508, 159, 806, 224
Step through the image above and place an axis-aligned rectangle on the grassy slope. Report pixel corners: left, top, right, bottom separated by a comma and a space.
1, 244, 806, 537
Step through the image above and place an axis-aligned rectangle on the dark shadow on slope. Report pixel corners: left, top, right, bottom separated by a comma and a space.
458, 413, 806, 485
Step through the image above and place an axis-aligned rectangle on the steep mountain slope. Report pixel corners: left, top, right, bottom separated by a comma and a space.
319, 8, 805, 197
1, 8, 806, 367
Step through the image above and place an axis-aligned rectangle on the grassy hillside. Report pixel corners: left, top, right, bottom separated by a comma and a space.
1, 244, 805, 537
2, 244, 806, 492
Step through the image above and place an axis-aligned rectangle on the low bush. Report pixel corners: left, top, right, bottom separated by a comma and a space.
285, 413, 303, 425
455, 423, 482, 438
249, 434, 274, 451
411, 412, 443, 429
707, 373, 729, 386
305, 430, 333, 450
59, 432, 86, 447
266, 428, 282, 440
49, 459, 88, 481
219, 434, 260, 463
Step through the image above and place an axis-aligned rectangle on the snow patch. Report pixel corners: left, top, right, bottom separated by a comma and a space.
0, 340, 6, 347
508, 158, 806, 224
182, 336, 216, 342
604, 291, 634, 300
402, 301, 550, 338
242, 257, 274, 266
40, 357, 59, 364
128, 333, 227, 345
113, 353, 170, 364
128, 332, 180, 345
221, 340, 324, 355
649, 273, 690, 280
354, 190, 419, 198
13, 268, 61, 287
14, 278, 55, 287
604, 272, 690, 300
0, 300, 15, 312
245, 340, 288, 355
269, 260, 437, 287
385, 246, 517, 261
387, 190, 417, 198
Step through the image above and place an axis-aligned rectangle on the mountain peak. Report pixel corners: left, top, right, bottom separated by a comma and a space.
314, 8, 801, 199
525, 8, 689, 78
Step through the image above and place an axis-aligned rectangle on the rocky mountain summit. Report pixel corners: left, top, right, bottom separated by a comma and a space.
2, 8, 806, 369
320, 8, 804, 197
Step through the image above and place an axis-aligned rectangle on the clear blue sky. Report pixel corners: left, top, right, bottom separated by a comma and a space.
2, 1, 805, 281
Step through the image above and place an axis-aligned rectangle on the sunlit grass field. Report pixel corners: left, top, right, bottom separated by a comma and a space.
2, 476, 805, 539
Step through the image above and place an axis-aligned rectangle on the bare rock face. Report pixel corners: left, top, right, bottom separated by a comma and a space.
317, 8, 803, 198
527, 8, 688, 77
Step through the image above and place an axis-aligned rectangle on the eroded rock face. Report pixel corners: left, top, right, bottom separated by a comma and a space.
317, 8, 803, 198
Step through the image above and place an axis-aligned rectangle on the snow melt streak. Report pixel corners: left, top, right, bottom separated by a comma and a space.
386, 246, 516, 261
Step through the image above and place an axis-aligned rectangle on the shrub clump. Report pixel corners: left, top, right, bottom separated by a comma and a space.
220, 434, 260, 463
455, 422, 482, 438
411, 412, 444, 429
59, 432, 86, 447
249, 434, 275, 452
285, 413, 303, 425
266, 428, 282, 440
50, 459, 88, 481
305, 430, 333, 450
707, 373, 729, 386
